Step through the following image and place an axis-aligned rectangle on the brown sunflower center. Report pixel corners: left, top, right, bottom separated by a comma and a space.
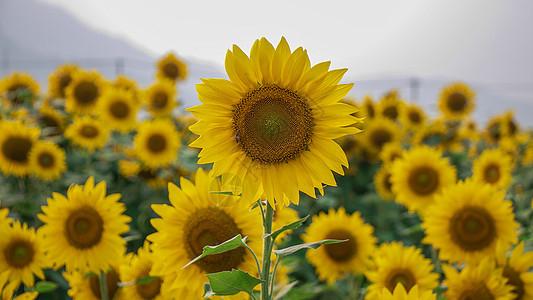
449, 206, 496, 252
58, 73, 72, 98
382, 106, 398, 120
183, 208, 244, 273
80, 125, 99, 138
37, 151, 55, 168
136, 271, 161, 299
110, 100, 130, 119
152, 92, 169, 109
508, 120, 517, 135
366, 103, 375, 118
503, 265, 524, 300
64, 206, 104, 249
147, 134, 167, 153
4, 239, 34, 268
89, 269, 120, 299
370, 128, 392, 151
2, 136, 32, 163
407, 166, 439, 196
483, 164, 500, 183
384, 173, 393, 194
447, 92, 467, 112
163, 63, 179, 79
408, 111, 421, 124
458, 283, 494, 300
39, 114, 60, 129
232, 84, 313, 164
324, 229, 356, 262
385, 269, 415, 292
74, 81, 98, 105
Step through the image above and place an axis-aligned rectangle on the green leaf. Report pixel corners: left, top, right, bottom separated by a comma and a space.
35, 281, 58, 293
183, 234, 248, 269
272, 239, 347, 257
205, 269, 263, 296
264, 215, 309, 240
210, 191, 234, 195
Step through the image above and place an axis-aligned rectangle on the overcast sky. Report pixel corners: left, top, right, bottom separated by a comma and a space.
36, 0, 533, 84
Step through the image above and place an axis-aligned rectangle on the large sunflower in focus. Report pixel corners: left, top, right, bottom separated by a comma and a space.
65, 70, 106, 114
422, 180, 519, 263
28, 140, 66, 181
64, 116, 110, 152
97, 88, 139, 133
148, 169, 262, 298
0, 72, 40, 106
438, 82, 475, 120
0, 120, 40, 177
143, 79, 178, 118
188, 37, 361, 207
156, 53, 188, 82
133, 119, 180, 168
496, 242, 533, 300
47, 63, 79, 99
472, 148, 513, 190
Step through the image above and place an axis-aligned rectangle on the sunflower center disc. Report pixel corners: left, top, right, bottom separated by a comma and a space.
136, 272, 161, 299
58, 74, 72, 98
483, 164, 500, 183
370, 129, 392, 151
408, 111, 421, 124
383, 106, 398, 120
5, 240, 34, 268
38, 152, 55, 168
163, 63, 179, 79
2, 136, 32, 163
80, 125, 99, 138
324, 229, 357, 262
503, 266, 524, 300
74, 81, 98, 105
183, 208, 244, 273
232, 84, 313, 164
152, 92, 168, 109
458, 283, 494, 300
449, 206, 496, 252
39, 115, 60, 130
89, 269, 120, 299
385, 269, 415, 292
407, 166, 439, 196
448, 92, 467, 112
65, 206, 104, 249
147, 134, 167, 153
110, 100, 130, 119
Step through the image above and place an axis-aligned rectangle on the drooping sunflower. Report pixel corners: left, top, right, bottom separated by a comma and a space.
302, 207, 377, 284
390, 145, 456, 213
37, 105, 65, 137
358, 117, 400, 156
64, 262, 125, 300
148, 168, 262, 298
438, 82, 475, 120
0, 221, 46, 290
379, 142, 403, 165
143, 79, 178, 118
28, 140, 66, 181
64, 116, 110, 152
0, 72, 40, 106
0, 120, 40, 177
422, 180, 519, 263
443, 259, 515, 300
374, 165, 395, 200
496, 241, 533, 300
97, 88, 139, 133
400, 103, 426, 130
133, 119, 180, 168
47, 63, 79, 99
187, 37, 361, 207
365, 242, 439, 299
37, 177, 131, 273
156, 52, 188, 82
370, 284, 437, 300
65, 70, 106, 115
472, 148, 513, 190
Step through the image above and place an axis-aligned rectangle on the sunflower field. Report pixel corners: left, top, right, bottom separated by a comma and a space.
0, 37, 532, 300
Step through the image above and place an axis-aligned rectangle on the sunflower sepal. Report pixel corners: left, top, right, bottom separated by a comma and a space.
182, 234, 249, 269
31, 281, 58, 293
272, 239, 347, 257
263, 215, 309, 241
204, 269, 263, 297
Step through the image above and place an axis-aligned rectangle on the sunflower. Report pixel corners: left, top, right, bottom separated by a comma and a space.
133, 119, 180, 168
97, 88, 139, 133
37, 177, 131, 273
390, 145, 456, 213
501, 110, 519, 139
458, 119, 481, 142
412, 119, 461, 151
472, 148, 513, 190
47, 63, 79, 99
438, 82, 475, 120
143, 79, 178, 118
400, 103, 426, 130
443, 258, 515, 300
370, 284, 437, 300
0, 221, 46, 290
358, 117, 400, 156
302, 207, 376, 284
37, 105, 65, 137
0, 200, 9, 229
187, 37, 361, 207
156, 52, 188, 82
496, 242, 533, 300
422, 179, 519, 263
377, 93, 404, 122
64, 264, 125, 300
64, 116, 110, 152
270, 203, 300, 242
361, 94, 376, 120
113, 75, 139, 101
118, 159, 141, 178
0, 72, 40, 106
0, 270, 39, 300
28, 140, 66, 181
148, 168, 262, 298
65, 70, 106, 114
375, 165, 395, 200
379, 142, 403, 165
0, 120, 40, 177
365, 242, 439, 299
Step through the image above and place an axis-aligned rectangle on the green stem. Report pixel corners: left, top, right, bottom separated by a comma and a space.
269, 255, 282, 297
260, 201, 274, 300
100, 270, 109, 300
244, 243, 262, 275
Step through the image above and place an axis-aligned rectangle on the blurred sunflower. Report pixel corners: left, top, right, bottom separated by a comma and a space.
390, 145, 456, 213
64, 262, 125, 300
370, 284, 436, 300
113, 75, 139, 100
486, 113, 507, 144
412, 120, 460, 151
358, 117, 400, 156
47, 63, 79, 99
0, 72, 40, 106
0, 120, 40, 177
379, 142, 403, 165
144, 79, 177, 118
374, 165, 395, 200
366, 242, 439, 299
38, 177, 131, 273
28, 140, 66, 181
422, 180, 519, 263
501, 110, 519, 138
302, 207, 377, 284
133, 119, 180, 168
361, 94, 376, 120
37, 105, 65, 137
0, 200, 9, 228
156, 52, 188, 82
64, 116, 110, 152
438, 82, 475, 120
0, 271, 39, 300
97, 88, 139, 133
271, 204, 300, 242
65, 70, 106, 114
472, 148, 513, 190
118, 159, 141, 179
377, 93, 404, 122
188, 37, 361, 207
496, 242, 533, 300
400, 103, 426, 130
148, 169, 262, 298
443, 259, 514, 300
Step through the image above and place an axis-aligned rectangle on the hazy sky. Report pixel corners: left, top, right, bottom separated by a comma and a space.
36, 0, 533, 84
